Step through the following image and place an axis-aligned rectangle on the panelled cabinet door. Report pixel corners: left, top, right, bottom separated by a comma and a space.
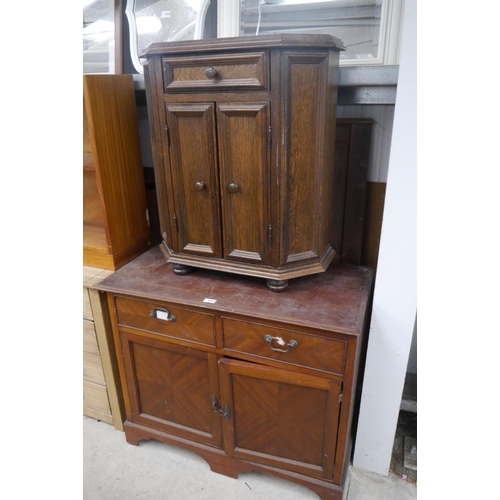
218, 358, 342, 480
120, 331, 222, 448
216, 103, 271, 266
165, 103, 222, 258
280, 50, 333, 266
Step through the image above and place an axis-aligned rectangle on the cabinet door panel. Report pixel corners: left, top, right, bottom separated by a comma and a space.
218, 358, 341, 479
121, 331, 222, 447
216, 103, 270, 265
166, 103, 222, 257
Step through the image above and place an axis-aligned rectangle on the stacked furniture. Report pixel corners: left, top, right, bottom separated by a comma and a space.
94, 35, 374, 500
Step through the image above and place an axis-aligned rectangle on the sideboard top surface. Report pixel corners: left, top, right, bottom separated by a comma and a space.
96, 246, 372, 336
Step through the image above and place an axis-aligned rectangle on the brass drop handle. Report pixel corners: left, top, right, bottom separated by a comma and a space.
195, 181, 206, 191
228, 183, 239, 193
149, 308, 177, 322
264, 334, 298, 353
206, 67, 218, 79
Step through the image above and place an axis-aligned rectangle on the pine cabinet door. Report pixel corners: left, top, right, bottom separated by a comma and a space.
120, 331, 222, 447
165, 103, 223, 258
216, 102, 271, 266
218, 358, 342, 479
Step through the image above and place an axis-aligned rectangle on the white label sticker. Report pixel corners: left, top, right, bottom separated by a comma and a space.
156, 310, 170, 320
203, 298, 217, 304
161, 11, 171, 18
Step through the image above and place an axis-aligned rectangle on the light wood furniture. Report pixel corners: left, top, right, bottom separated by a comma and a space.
96, 246, 373, 499
83, 266, 126, 430
83, 74, 151, 270
142, 34, 344, 291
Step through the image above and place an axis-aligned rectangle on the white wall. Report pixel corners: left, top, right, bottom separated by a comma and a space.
352, 0, 416, 476
407, 317, 417, 374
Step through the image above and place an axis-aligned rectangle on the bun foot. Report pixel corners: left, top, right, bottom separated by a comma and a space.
172, 263, 193, 275
267, 279, 289, 292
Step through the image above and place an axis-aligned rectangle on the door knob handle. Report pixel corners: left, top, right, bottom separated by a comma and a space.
205, 67, 218, 79
195, 181, 206, 191
228, 183, 239, 193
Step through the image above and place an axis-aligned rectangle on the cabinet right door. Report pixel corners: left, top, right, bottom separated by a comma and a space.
216, 102, 271, 266
218, 358, 342, 480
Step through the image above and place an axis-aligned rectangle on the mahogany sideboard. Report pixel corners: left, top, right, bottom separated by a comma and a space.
96, 245, 373, 500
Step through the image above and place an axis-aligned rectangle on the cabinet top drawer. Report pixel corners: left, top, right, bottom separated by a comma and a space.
162, 52, 269, 93
222, 318, 346, 376
115, 296, 216, 347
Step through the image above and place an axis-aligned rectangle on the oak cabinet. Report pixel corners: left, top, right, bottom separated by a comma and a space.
97, 246, 372, 500
142, 34, 344, 290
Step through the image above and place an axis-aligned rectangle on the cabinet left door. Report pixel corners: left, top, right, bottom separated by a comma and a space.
165, 103, 223, 258
120, 330, 223, 448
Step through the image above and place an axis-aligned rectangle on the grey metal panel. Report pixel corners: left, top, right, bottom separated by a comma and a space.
338, 85, 397, 105
337, 66, 399, 104
337, 65, 399, 86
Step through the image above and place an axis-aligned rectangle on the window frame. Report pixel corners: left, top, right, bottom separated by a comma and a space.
218, 0, 404, 66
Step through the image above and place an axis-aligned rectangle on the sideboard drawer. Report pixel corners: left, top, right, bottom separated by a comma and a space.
222, 318, 346, 376
115, 296, 216, 347
163, 52, 269, 92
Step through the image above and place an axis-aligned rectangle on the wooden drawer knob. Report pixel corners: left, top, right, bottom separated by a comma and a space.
195, 181, 206, 191
205, 67, 218, 79
228, 183, 239, 193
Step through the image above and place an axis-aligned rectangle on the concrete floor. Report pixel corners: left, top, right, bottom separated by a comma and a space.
83, 416, 417, 499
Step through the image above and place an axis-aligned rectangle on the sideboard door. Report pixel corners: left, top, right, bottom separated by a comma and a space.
218, 358, 342, 480
120, 330, 222, 447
